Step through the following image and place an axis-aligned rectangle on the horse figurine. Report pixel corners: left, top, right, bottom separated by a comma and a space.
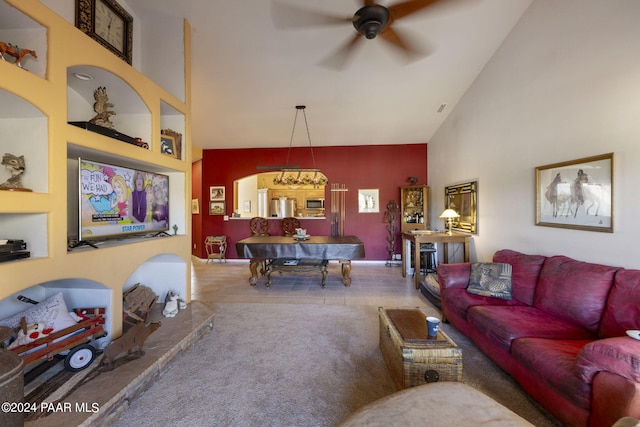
0, 41, 37, 68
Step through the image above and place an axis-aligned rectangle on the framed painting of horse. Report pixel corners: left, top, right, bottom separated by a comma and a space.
535, 153, 613, 232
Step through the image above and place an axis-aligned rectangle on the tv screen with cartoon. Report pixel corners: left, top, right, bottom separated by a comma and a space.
78, 158, 169, 240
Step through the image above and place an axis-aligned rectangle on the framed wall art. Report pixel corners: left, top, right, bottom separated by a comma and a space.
358, 189, 379, 213
160, 135, 177, 158
161, 129, 182, 160
191, 199, 199, 214
210, 186, 225, 201
445, 181, 477, 234
209, 201, 225, 215
535, 153, 613, 232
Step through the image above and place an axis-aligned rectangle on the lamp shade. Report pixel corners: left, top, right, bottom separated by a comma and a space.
439, 209, 459, 219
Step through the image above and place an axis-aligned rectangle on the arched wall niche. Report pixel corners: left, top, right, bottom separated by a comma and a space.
124, 253, 187, 304
0, 278, 112, 349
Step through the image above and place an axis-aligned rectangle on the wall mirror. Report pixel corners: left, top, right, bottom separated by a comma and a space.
445, 181, 477, 234
233, 171, 328, 219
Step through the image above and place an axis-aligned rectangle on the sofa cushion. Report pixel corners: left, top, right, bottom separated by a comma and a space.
467, 305, 595, 352
599, 269, 640, 338
535, 256, 621, 334
512, 337, 593, 410
442, 288, 524, 324
467, 262, 513, 300
493, 249, 546, 306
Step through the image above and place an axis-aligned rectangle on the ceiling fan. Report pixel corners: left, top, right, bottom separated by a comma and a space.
271, 0, 445, 68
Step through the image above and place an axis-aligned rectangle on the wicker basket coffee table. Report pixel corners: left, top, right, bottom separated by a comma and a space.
379, 307, 462, 389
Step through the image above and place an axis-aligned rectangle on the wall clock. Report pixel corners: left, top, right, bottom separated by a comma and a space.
76, 0, 133, 65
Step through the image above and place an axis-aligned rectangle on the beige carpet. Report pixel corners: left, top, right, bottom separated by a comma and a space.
112, 302, 560, 427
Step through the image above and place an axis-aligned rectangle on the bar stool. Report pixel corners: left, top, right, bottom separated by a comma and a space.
412, 242, 437, 277
421, 243, 437, 274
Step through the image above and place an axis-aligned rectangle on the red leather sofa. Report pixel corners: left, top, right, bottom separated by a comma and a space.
437, 249, 640, 427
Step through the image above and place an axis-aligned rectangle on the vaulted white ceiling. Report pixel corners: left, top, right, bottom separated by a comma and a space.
127, 0, 532, 149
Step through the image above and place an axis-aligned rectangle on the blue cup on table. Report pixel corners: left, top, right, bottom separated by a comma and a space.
426, 316, 441, 338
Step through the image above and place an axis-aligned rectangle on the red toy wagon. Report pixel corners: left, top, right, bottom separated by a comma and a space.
9, 308, 106, 372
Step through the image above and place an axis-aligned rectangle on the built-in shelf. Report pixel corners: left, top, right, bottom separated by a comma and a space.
0, 1, 47, 79
67, 65, 152, 146
0, 0, 191, 337
160, 101, 186, 160
0, 213, 47, 259
0, 90, 48, 193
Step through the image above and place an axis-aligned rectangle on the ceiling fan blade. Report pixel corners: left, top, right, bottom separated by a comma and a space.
379, 26, 429, 61
387, 0, 441, 21
271, 1, 352, 29
318, 33, 363, 70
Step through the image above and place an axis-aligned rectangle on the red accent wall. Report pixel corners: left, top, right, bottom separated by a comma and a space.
192, 143, 427, 260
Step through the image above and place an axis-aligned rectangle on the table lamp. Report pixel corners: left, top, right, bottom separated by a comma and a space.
439, 209, 460, 235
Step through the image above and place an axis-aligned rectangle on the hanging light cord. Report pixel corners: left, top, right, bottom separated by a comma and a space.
284, 105, 317, 170
301, 107, 317, 169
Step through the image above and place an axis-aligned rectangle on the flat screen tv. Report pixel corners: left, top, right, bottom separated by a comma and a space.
77, 158, 169, 243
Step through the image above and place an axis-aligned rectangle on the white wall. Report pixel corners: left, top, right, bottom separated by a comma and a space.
428, 0, 640, 268
237, 174, 258, 218
40, 0, 185, 99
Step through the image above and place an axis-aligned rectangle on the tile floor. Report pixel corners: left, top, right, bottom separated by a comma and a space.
191, 257, 431, 308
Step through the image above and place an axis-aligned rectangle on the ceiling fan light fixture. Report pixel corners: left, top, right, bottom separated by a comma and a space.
361, 20, 383, 39
353, 5, 389, 39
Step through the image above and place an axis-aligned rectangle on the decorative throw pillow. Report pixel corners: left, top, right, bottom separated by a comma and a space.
467, 262, 513, 300
0, 292, 78, 333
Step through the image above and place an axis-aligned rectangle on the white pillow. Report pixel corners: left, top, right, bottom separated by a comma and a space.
0, 292, 78, 333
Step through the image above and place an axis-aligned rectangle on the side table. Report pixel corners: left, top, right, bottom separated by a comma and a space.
401, 232, 470, 289
205, 235, 227, 263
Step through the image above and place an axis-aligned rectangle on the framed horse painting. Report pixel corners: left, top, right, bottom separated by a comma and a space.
535, 153, 613, 232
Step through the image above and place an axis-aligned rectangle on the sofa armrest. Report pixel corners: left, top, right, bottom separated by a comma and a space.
575, 337, 640, 383
437, 263, 471, 291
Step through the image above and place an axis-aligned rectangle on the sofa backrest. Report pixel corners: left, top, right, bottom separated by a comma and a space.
535, 256, 621, 334
599, 269, 640, 338
493, 249, 547, 306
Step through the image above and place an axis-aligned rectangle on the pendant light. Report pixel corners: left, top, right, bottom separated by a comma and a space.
257, 105, 327, 187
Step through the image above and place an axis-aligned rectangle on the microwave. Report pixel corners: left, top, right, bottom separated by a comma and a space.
305, 198, 325, 210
